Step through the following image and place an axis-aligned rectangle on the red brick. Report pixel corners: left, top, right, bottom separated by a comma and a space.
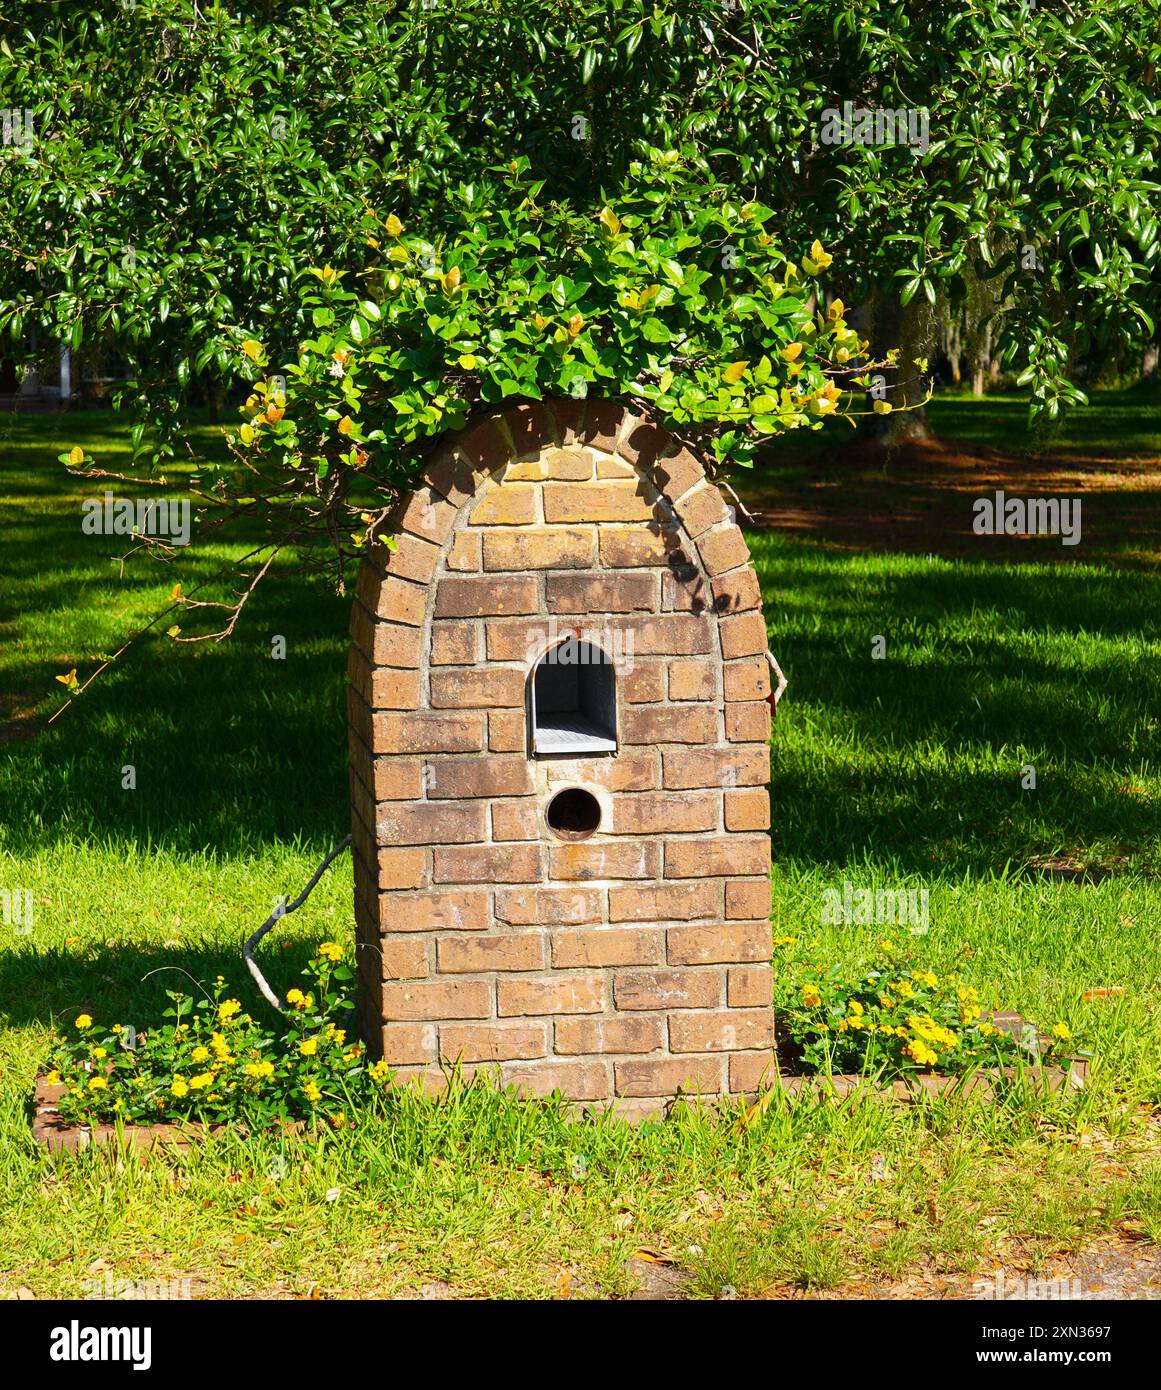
491, 801, 539, 841
374, 712, 484, 754
667, 659, 715, 701
724, 788, 770, 831
662, 569, 711, 613
614, 1056, 721, 1097
608, 882, 718, 924
580, 399, 625, 454
383, 979, 491, 1021
711, 566, 762, 614
674, 484, 729, 538
544, 751, 657, 792
382, 889, 489, 932
725, 701, 772, 743
430, 667, 525, 709
437, 933, 546, 973
662, 746, 769, 790
622, 663, 666, 703
549, 398, 586, 447
652, 448, 704, 502
430, 621, 479, 665
423, 449, 478, 507
697, 526, 751, 577
719, 611, 768, 660
728, 966, 773, 1007
377, 801, 484, 846
666, 921, 771, 965
494, 887, 604, 926
369, 620, 424, 669
599, 527, 687, 568
380, 1022, 438, 1065
497, 975, 605, 1017
729, 1052, 776, 1094
545, 572, 657, 614
725, 879, 771, 920
614, 970, 721, 1011
724, 658, 771, 703
371, 757, 423, 801
375, 574, 428, 627
665, 836, 770, 878
468, 485, 537, 526
617, 420, 669, 472
499, 1060, 609, 1100
371, 667, 420, 709
550, 928, 662, 968
504, 402, 552, 457
434, 575, 539, 618
610, 614, 712, 655
485, 619, 555, 662
444, 531, 480, 573
380, 937, 429, 980
548, 840, 659, 881
612, 791, 718, 836
483, 527, 593, 571
489, 710, 526, 752
544, 482, 660, 525
394, 486, 457, 545
440, 1022, 548, 1063
376, 533, 440, 586
454, 417, 511, 473
669, 1009, 774, 1053
621, 707, 716, 746
597, 454, 637, 479
434, 844, 543, 884
377, 848, 427, 891
555, 1016, 665, 1055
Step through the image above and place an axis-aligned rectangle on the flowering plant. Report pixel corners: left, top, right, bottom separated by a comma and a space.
774, 937, 1076, 1078
45, 944, 391, 1128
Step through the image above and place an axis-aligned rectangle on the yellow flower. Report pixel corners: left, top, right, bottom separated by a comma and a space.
914, 970, 938, 988
88, 1076, 108, 1091
317, 942, 344, 963
369, 1059, 390, 1083
802, 984, 822, 1008
210, 1032, 232, 1061
112, 1023, 123, 1033
218, 999, 242, 1022
75, 1014, 93, 1030
191, 1046, 210, 1063
245, 1060, 275, 1079
285, 988, 305, 1007
879, 995, 895, 1008
299, 1038, 318, 1057
45, 1070, 61, 1086
1051, 1022, 1072, 1040
170, 1078, 189, 1097
848, 999, 864, 1017
189, 1072, 214, 1089
304, 1080, 322, 1103
904, 1039, 938, 1068
92, 1047, 107, 1059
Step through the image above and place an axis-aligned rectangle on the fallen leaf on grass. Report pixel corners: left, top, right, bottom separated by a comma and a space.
1081, 987, 1125, 1001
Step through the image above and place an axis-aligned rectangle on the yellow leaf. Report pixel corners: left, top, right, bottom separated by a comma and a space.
384, 213, 403, 238
337, 416, 354, 436
55, 668, 77, 687
166, 625, 181, 639
809, 238, 834, 269
780, 343, 802, 363
723, 360, 748, 384
457, 353, 478, 370
828, 297, 845, 320
68, 445, 85, 466
241, 339, 263, 362
169, 583, 182, 600
442, 266, 462, 292
872, 400, 893, 415
598, 206, 622, 237
239, 423, 255, 445
567, 313, 584, 337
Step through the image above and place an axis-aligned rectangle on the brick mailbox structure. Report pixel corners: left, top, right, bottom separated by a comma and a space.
347, 399, 775, 1112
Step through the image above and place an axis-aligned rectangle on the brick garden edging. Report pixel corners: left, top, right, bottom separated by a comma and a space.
32, 1058, 1089, 1151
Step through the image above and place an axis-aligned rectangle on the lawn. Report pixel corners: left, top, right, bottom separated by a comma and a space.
0, 394, 1158, 1299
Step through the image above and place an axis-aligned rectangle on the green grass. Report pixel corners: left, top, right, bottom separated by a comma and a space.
0, 399, 1158, 1299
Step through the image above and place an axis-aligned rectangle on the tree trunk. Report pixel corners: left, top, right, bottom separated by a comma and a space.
1143, 344, 1159, 381
864, 290, 937, 442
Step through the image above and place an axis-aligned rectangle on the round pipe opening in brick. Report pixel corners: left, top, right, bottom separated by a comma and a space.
546, 787, 602, 841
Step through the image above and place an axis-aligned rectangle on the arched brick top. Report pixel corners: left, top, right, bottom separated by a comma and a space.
346, 399, 774, 1112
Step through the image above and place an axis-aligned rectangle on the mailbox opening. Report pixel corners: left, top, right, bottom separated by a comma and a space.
530, 637, 616, 755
